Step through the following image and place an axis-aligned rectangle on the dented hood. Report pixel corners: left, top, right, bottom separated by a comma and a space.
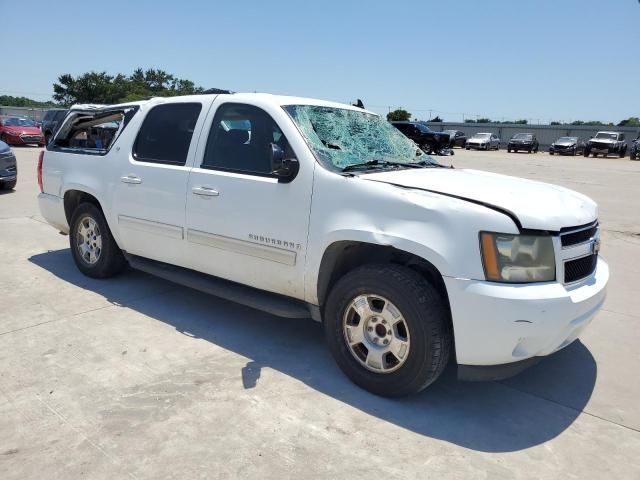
363, 167, 597, 231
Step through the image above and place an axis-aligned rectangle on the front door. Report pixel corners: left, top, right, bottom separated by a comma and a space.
184, 101, 313, 300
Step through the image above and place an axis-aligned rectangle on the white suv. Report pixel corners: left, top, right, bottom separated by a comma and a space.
37, 93, 608, 397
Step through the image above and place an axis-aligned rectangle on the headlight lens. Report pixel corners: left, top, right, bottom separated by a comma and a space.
480, 232, 556, 283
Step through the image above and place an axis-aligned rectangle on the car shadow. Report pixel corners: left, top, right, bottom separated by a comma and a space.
29, 249, 597, 453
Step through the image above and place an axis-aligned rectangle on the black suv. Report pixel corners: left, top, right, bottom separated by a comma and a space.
391, 122, 450, 154
507, 133, 539, 153
584, 131, 627, 158
41, 108, 68, 144
630, 136, 640, 160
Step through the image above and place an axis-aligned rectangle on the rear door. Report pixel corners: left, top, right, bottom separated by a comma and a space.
112, 100, 210, 267
184, 100, 313, 299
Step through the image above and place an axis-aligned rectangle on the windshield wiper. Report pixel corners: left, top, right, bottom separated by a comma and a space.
342, 159, 434, 172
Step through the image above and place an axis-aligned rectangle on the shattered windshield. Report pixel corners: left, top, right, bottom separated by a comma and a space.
283, 105, 439, 170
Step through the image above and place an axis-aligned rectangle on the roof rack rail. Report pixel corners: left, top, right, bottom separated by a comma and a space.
202, 88, 233, 94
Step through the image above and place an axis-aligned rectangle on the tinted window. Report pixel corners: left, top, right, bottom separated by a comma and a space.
133, 103, 202, 165
202, 103, 292, 175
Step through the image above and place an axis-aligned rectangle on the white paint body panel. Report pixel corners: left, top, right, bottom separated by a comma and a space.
38, 92, 608, 368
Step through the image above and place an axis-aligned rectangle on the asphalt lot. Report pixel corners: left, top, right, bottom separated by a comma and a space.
1, 147, 639, 479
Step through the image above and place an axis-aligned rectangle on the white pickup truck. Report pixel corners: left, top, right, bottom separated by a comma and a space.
38, 93, 608, 397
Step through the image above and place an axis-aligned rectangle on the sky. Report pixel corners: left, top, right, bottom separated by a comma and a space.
1, 0, 639, 124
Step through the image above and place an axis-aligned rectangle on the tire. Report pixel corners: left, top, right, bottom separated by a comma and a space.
549, 151, 554, 155
465, 146, 470, 150
619, 147, 626, 158
0, 180, 16, 190
631, 151, 637, 160
324, 264, 451, 397
69, 203, 126, 278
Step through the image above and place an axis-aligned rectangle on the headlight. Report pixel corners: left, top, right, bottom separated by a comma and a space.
6, 131, 21, 136
480, 232, 555, 283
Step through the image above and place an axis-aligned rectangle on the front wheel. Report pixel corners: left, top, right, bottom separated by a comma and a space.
619, 146, 627, 158
69, 203, 126, 278
324, 264, 451, 397
631, 151, 637, 160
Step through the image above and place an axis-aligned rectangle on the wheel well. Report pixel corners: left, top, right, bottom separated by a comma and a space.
318, 241, 449, 307
63, 190, 103, 225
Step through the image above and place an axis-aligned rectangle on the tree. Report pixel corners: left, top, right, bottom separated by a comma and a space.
464, 119, 476, 123
550, 121, 561, 125
0, 95, 56, 108
618, 117, 640, 127
430, 116, 443, 122
513, 119, 528, 124
386, 109, 411, 121
476, 118, 491, 123
52, 68, 204, 106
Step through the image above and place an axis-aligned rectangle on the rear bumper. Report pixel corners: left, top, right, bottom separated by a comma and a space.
458, 356, 542, 381
38, 193, 69, 233
444, 257, 608, 367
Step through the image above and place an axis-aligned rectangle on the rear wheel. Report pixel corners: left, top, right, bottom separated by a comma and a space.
619, 146, 627, 158
631, 150, 637, 160
324, 264, 451, 397
69, 203, 126, 278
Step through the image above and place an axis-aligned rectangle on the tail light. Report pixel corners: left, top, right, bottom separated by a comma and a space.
37, 151, 44, 193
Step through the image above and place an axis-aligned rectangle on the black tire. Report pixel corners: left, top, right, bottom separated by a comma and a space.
631, 151, 637, 160
69, 203, 126, 278
0, 180, 16, 190
619, 147, 626, 158
324, 264, 451, 397
507, 148, 511, 153
549, 151, 554, 155
465, 146, 470, 150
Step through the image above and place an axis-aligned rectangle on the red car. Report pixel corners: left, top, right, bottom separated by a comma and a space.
0, 116, 45, 146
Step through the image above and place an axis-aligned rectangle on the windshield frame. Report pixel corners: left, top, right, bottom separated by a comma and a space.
282, 104, 441, 173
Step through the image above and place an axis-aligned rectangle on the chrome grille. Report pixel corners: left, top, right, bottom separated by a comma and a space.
560, 222, 598, 247
565, 254, 598, 283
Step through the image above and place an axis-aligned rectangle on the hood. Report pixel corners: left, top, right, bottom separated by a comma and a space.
510, 138, 532, 143
3, 126, 42, 135
469, 137, 488, 143
555, 141, 576, 146
590, 137, 615, 143
362, 168, 596, 231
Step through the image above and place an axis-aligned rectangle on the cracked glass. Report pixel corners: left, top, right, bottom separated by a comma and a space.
283, 105, 437, 171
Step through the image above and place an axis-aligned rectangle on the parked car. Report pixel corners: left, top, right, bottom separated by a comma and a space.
630, 136, 640, 160
507, 133, 539, 153
0, 116, 45, 146
38, 93, 608, 397
41, 108, 69, 144
465, 132, 500, 150
391, 121, 451, 154
443, 129, 467, 148
584, 131, 627, 158
0, 140, 17, 190
549, 136, 585, 156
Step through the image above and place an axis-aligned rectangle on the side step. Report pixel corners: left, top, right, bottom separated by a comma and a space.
125, 254, 312, 319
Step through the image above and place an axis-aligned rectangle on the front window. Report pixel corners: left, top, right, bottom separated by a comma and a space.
513, 133, 532, 140
594, 132, 617, 140
2, 117, 36, 127
557, 137, 577, 142
284, 105, 438, 170
471, 133, 490, 140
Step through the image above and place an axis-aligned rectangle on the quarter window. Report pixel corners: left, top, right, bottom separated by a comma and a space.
133, 103, 202, 165
202, 103, 292, 175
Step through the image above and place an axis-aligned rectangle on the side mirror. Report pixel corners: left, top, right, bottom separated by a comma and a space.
270, 143, 299, 183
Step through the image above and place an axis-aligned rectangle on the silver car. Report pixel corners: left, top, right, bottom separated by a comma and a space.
0, 140, 17, 190
465, 132, 500, 151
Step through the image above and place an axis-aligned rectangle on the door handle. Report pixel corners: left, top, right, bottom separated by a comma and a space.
192, 186, 219, 197
121, 175, 142, 184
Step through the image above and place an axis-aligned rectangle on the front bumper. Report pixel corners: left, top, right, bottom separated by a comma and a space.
509, 143, 533, 149
2, 133, 45, 146
444, 257, 608, 367
466, 143, 488, 149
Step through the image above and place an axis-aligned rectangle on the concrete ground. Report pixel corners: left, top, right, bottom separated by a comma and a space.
1, 147, 639, 479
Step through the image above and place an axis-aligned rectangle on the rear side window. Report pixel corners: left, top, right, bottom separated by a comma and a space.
133, 103, 202, 165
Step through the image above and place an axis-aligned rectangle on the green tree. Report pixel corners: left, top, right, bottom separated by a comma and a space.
550, 121, 561, 125
476, 118, 492, 123
618, 117, 640, 127
430, 116, 443, 122
0, 95, 56, 108
386, 109, 412, 121
52, 68, 204, 106
513, 119, 528, 124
